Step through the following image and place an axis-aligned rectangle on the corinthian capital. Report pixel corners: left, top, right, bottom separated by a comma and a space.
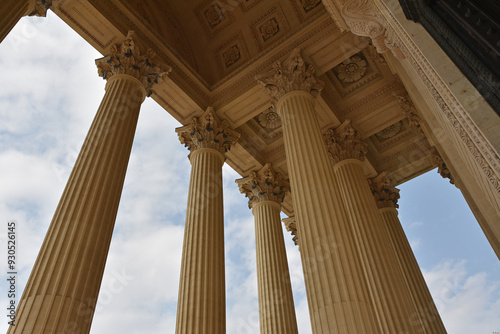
395, 93, 424, 135
236, 163, 289, 208
282, 217, 299, 247
28, 0, 52, 17
176, 108, 240, 158
256, 50, 324, 105
95, 31, 171, 96
340, 0, 405, 59
432, 154, 456, 186
324, 120, 368, 165
369, 172, 400, 209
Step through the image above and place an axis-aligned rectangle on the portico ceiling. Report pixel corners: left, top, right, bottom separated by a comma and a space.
53, 0, 436, 215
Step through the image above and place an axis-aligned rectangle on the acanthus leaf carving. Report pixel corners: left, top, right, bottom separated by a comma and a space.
324, 120, 368, 165
28, 0, 52, 17
95, 31, 171, 96
282, 216, 299, 247
340, 0, 405, 59
176, 107, 240, 158
432, 154, 456, 186
369, 172, 400, 209
236, 163, 290, 208
394, 93, 425, 135
255, 50, 324, 105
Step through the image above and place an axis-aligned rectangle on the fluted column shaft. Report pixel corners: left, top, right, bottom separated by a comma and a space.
278, 91, 380, 333
175, 148, 225, 334
333, 159, 423, 333
8, 74, 147, 334
253, 200, 298, 334
380, 207, 447, 333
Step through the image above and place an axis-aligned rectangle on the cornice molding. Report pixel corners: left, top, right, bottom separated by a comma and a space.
373, 0, 500, 195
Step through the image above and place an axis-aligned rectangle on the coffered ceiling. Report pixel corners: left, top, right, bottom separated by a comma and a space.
53, 0, 438, 215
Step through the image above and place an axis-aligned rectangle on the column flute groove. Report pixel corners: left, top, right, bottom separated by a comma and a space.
325, 120, 424, 333
175, 109, 239, 334
8, 32, 170, 334
256, 51, 380, 334
370, 173, 447, 333
238, 164, 298, 334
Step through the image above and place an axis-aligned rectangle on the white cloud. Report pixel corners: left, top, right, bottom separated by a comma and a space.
423, 260, 500, 333
1, 11, 498, 334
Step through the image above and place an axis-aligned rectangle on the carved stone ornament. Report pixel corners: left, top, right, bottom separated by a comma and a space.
258, 107, 282, 129
369, 172, 400, 209
395, 93, 424, 135
282, 217, 299, 246
255, 50, 324, 105
236, 163, 290, 208
376, 121, 402, 139
341, 0, 405, 59
176, 107, 240, 158
432, 154, 456, 186
95, 31, 171, 96
28, 0, 52, 17
335, 54, 367, 83
324, 120, 368, 165
301, 0, 322, 12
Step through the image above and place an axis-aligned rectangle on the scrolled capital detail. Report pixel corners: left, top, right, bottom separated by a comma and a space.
324, 120, 368, 165
256, 50, 324, 105
28, 0, 52, 17
341, 0, 405, 59
176, 108, 240, 158
236, 163, 289, 208
369, 172, 400, 209
395, 93, 424, 135
95, 31, 171, 96
282, 216, 299, 247
432, 154, 456, 186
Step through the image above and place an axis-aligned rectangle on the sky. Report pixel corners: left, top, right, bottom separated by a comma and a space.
0, 13, 499, 334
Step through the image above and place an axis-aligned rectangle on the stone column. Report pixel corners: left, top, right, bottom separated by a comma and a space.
175, 108, 239, 334
0, 0, 51, 43
325, 120, 423, 333
256, 51, 380, 334
237, 163, 298, 334
370, 173, 447, 333
8, 32, 170, 334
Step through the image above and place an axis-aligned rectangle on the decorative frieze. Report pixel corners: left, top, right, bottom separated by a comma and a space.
369, 172, 400, 209
256, 50, 324, 105
324, 120, 368, 165
95, 31, 171, 96
236, 163, 289, 208
176, 107, 240, 158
